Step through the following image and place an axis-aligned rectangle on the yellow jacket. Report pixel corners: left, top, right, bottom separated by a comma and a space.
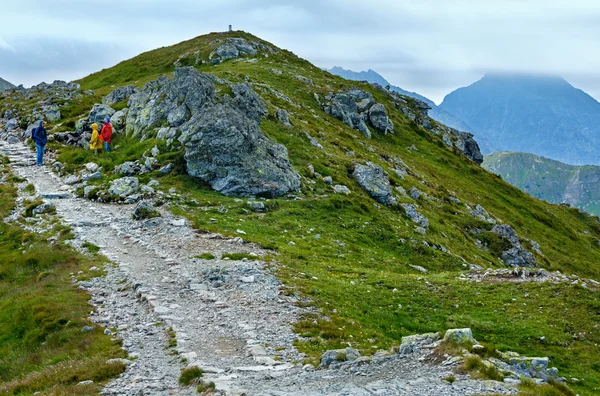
90, 123, 103, 150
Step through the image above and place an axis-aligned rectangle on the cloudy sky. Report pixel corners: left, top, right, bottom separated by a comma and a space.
1, 0, 599, 104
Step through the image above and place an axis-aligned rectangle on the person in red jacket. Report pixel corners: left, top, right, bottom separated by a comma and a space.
100, 117, 113, 152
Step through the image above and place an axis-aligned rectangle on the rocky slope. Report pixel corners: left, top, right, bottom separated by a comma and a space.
484, 151, 600, 216
439, 73, 600, 165
0, 77, 15, 92
1, 31, 600, 395
324, 67, 503, 150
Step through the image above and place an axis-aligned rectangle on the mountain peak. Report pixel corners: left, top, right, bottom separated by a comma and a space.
0, 77, 15, 92
439, 73, 600, 165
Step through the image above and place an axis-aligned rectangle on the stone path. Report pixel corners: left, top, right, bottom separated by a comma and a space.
0, 139, 516, 395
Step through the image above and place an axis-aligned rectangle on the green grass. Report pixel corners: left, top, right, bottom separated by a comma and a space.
0, 161, 126, 394
518, 377, 576, 396
459, 355, 504, 381
221, 252, 256, 260
179, 366, 203, 386
82, 241, 101, 254
194, 253, 216, 260
4, 30, 600, 395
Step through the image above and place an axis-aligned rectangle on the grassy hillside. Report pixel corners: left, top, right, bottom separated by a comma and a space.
484, 152, 600, 216
3, 31, 600, 394
0, 159, 126, 395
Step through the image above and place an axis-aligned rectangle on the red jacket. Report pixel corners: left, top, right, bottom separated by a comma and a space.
100, 122, 113, 144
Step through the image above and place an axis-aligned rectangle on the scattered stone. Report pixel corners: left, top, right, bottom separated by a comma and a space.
319, 347, 361, 368
401, 204, 429, 229
409, 265, 428, 273
333, 185, 350, 195
322, 176, 333, 185
353, 162, 396, 206
247, 201, 266, 212
159, 163, 175, 174
108, 177, 139, 197
276, 108, 291, 126
399, 332, 441, 354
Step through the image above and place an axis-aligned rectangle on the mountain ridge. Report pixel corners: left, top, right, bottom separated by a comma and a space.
483, 151, 600, 216
325, 66, 500, 152
439, 73, 600, 165
0, 77, 15, 92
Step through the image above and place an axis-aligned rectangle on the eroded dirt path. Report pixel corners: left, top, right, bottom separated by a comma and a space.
1, 139, 516, 395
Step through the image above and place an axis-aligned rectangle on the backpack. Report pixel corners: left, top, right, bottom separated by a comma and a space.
31, 128, 37, 140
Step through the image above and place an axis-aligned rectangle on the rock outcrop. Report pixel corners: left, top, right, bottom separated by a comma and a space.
103, 85, 139, 105
209, 37, 276, 62
125, 67, 300, 198
491, 224, 537, 267
322, 88, 394, 138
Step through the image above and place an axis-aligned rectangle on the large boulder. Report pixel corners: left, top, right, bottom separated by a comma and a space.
208, 37, 273, 61
444, 328, 476, 345
89, 104, 116, 124
103, 85, 139, 105
126, 67, 300, 198
353, 162, 396, 206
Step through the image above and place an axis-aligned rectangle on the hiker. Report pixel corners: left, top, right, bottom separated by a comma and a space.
89, 123, 103, 154
100, 117, 113, 152
32, 120, 47, 166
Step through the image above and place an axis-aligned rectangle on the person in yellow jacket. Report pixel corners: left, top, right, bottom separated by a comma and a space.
89, 123, 103, 154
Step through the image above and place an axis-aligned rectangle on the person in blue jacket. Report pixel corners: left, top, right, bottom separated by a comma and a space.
32, 120, 47, 166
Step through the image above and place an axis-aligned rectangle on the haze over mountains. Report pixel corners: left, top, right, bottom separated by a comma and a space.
0, 77, 15, 92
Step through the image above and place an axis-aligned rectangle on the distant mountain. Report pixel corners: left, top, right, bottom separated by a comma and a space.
325, 67, 498, 153
0, 77, 15, 92
483, 152, 600, 215
439, 73, 600, 165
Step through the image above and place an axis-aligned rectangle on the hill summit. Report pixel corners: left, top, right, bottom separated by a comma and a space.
439, 73, 600, 165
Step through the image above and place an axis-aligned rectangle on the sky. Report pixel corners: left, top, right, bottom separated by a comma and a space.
1, 0, 599, 104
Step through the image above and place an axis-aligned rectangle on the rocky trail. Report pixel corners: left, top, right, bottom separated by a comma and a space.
0, 139, 516, 395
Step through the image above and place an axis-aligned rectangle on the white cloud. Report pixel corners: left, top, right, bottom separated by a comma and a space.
0, 0, 598, 102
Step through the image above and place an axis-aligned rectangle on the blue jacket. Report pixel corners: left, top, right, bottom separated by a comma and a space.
33, 121, 47, 146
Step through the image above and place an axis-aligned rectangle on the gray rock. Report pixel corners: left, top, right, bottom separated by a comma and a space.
111, 108, 128, 130
368, 103, 394, 134
32, 202, 55, 215
108, 177, 139, 197
85, 162, 99, 172
491, 224, 537, 267
103, 85, 139, 105
81, 326, 95, 332
444, 328, 476, 345
322, 88, 393, 138
83, 171, 102, 181
401, 204, 429, 229
159, 163, 175, 174
45, 105, 61, 122
133, 201, 160, 220
409, 187, 421, 200
247, 201, 266, 212
409, 264, 428, 273
305, 131, 324, 150
64, 175, 81, 185
333, 185, 351, 195
353, 162, 396, 206
471, 204, 496, 224
319, 347, 361, 368
323, 176, 333, 185
114, 161, 141, 176
126, 67, 300, 198
89, 104, 116, 124
399, 332, 441, 354
167, 104, 190, 127
276, 108, 291, 126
